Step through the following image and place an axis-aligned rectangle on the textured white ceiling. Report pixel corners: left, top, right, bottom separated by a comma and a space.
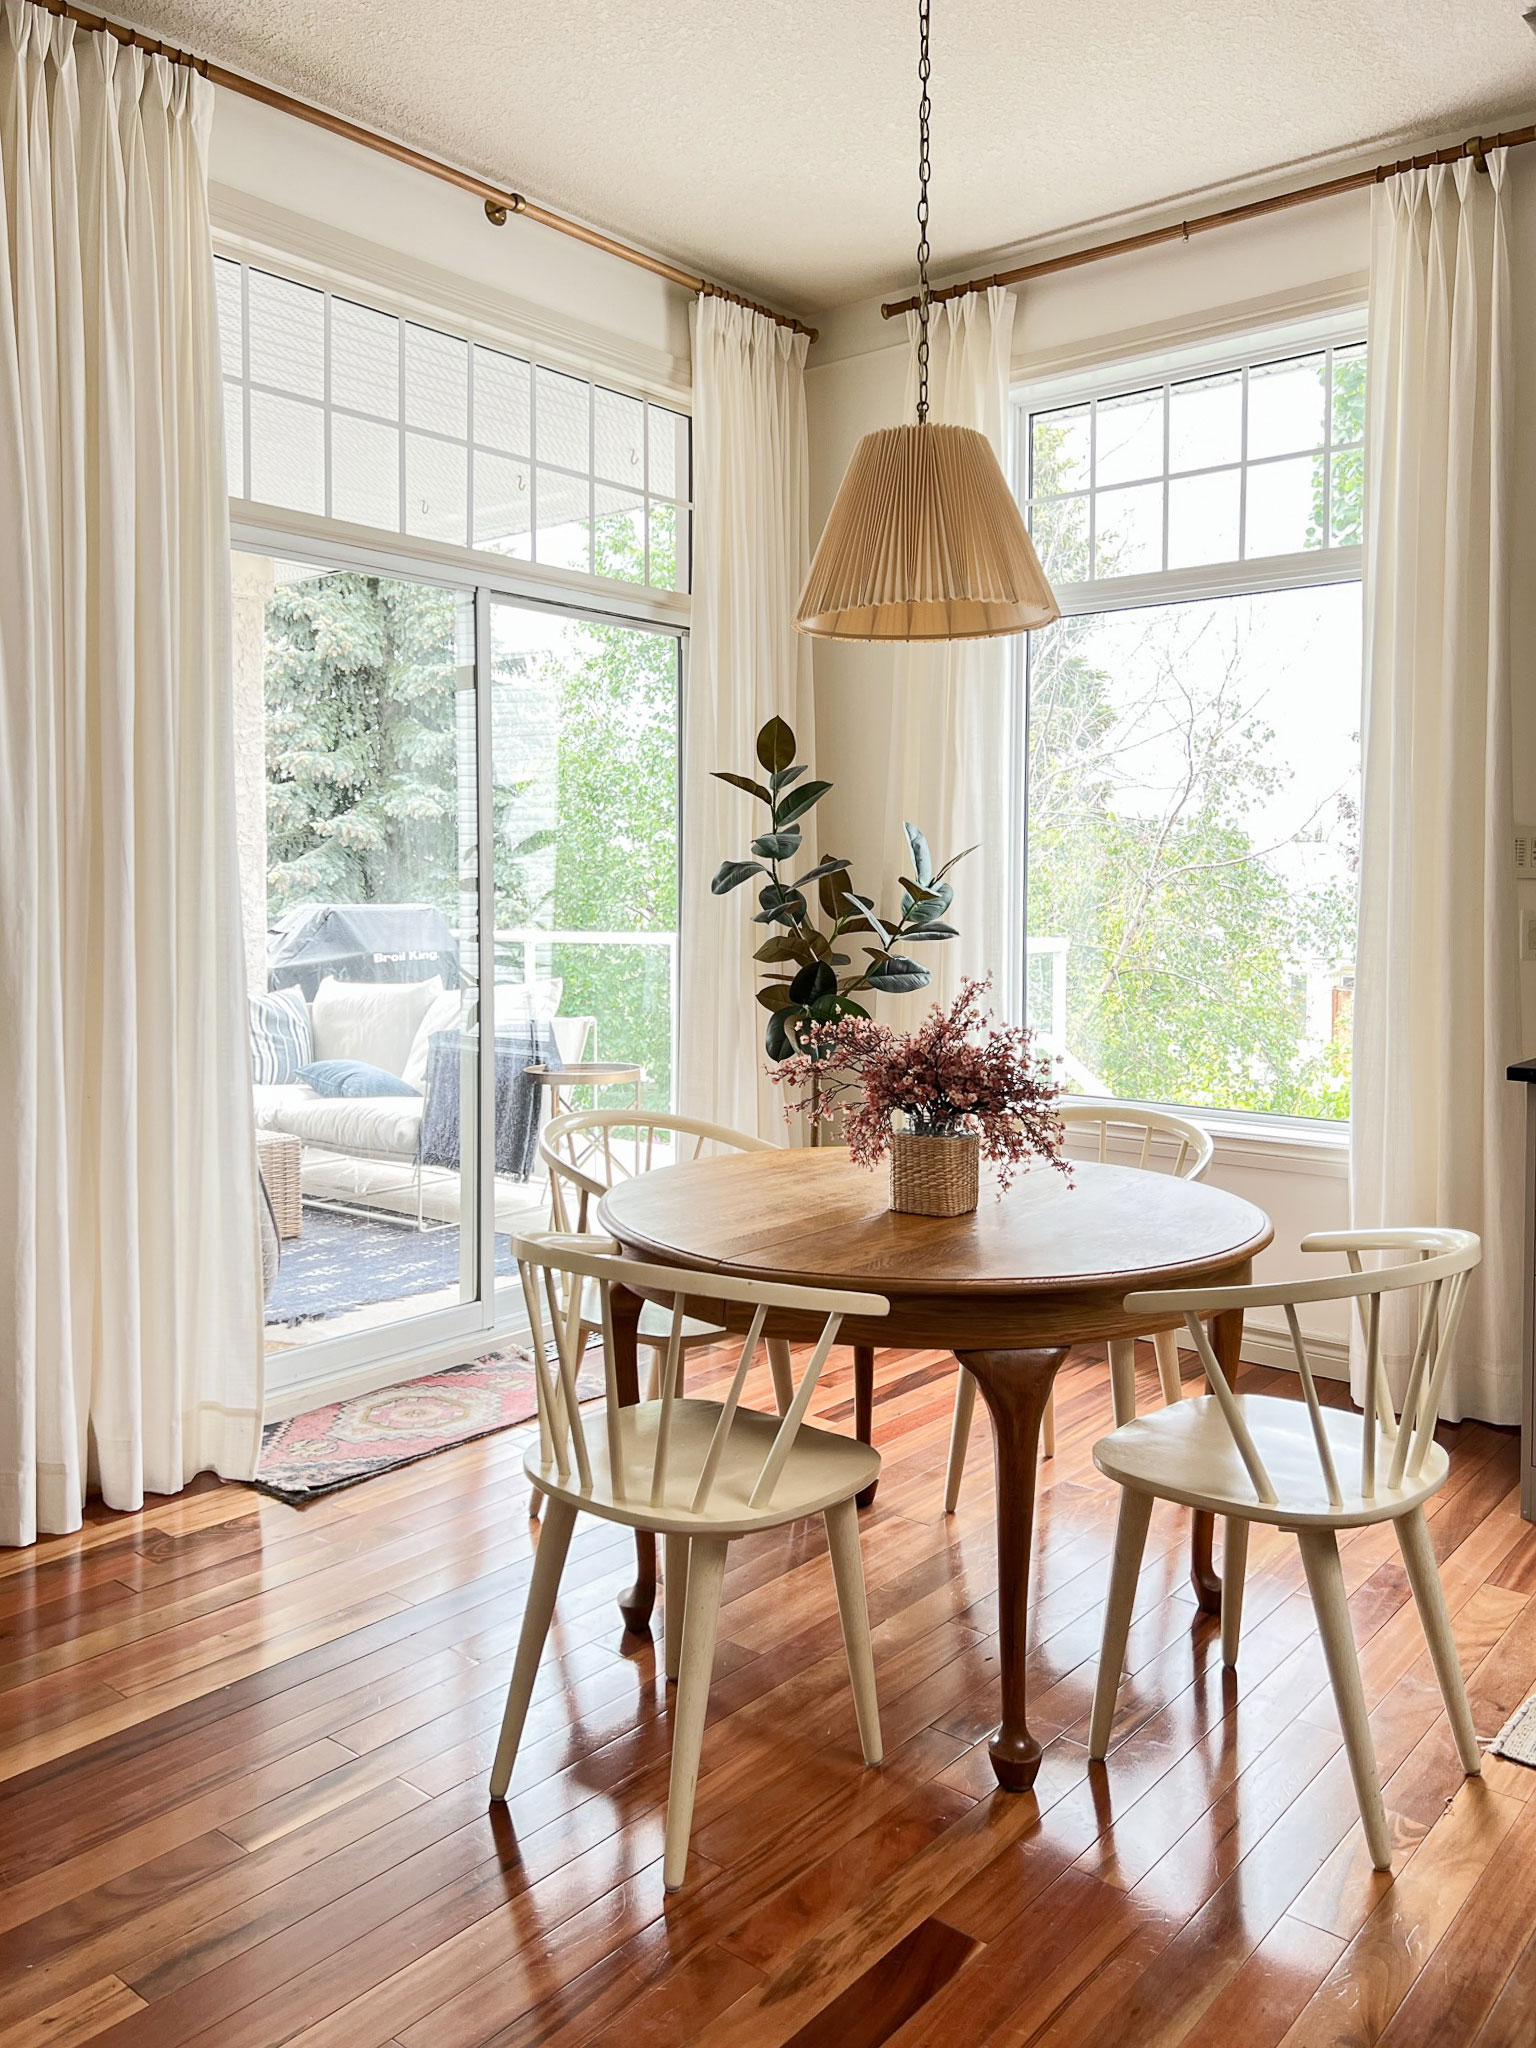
114, 1, 1536, 310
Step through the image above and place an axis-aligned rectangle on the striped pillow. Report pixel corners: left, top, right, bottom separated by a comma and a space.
250, 985, 313, 1084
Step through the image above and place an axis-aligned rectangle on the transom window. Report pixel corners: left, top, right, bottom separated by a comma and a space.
215, 257, 691, 592
1026, 341, 1363, 594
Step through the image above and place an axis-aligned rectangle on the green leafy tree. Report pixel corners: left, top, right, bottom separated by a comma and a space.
1026, 396, 1360, 1119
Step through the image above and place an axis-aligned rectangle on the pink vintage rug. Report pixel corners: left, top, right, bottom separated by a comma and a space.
253, 1348, 603, 1505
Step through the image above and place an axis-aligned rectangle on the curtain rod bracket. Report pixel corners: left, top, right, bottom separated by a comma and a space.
484, 196, 525, 227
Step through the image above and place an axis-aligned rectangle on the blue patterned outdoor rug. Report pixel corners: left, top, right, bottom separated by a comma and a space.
265, 1208, 517, 1327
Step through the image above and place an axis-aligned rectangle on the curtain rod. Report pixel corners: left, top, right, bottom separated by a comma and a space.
36, 1, 818, 343
880, 125, 1536, 320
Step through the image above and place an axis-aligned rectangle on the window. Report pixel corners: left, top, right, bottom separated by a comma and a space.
216, 257, 691, 592
1018, 333, 1364, 1123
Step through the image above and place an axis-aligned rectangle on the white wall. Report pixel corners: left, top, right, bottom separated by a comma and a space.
207, 91, 694, 402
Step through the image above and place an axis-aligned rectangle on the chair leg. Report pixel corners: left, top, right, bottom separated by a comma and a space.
1396, 1506, 1482, 1776
1041, 1383, 1056, 1458
1221, 1517, 1249, 1669
766, 1338, 795, 1418
664, 1534, 728, 1892
663, 1532, 690, 1685
489, 1496, 577, 1798
824, 1498, 882, 1765
1153, 1327, 1182, 1405
1089, 1487, 1154, 1760
1107, 1338, 1138, 1426
944, 1367, 977, 1513
1297, 1527, 1393, 1870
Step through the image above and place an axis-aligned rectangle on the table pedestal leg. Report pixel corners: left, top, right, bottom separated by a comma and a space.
853, 1346, 878, 1509
956, 1344, 1068, 1792
608, 1284, 656, 1635
1190, 1308, 1245, 1616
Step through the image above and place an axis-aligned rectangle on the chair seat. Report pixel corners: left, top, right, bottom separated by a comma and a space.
525, 1397, 881, 1536
573, 1279, 725, 1347
1093, 1392, 1450, 1528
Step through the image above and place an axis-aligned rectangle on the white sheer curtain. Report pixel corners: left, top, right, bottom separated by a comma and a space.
1351, 151, 1521, 1424
879, 287, 1020, 1024
0, 1, 263, 1545
680, 297, 814, 1136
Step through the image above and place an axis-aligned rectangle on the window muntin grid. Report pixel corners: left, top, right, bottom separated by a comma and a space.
216, 256, 691, 594
1025, 341, 1365, 591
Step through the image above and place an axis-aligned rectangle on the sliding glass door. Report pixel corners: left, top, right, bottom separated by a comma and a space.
234, 543, 684, 1385
240, 555, 488, 1362
488, 595, 681, 1114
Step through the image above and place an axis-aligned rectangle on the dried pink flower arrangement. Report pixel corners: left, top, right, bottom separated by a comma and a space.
771, 977, 1071, 1192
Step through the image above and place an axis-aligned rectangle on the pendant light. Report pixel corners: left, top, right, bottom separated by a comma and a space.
794, 0, 1059, 642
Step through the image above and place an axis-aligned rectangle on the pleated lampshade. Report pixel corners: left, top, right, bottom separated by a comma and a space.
795, 421, 1060, 641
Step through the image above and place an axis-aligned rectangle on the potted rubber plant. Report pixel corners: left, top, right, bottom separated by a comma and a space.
711, 717, 971, 1078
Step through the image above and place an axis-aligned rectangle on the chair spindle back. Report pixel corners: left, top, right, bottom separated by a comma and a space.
541, 1110, 775, 1237
1125, 1228, 1480, 1506
1057, 1104, 1214, 1182
514, 1233, 888, 1514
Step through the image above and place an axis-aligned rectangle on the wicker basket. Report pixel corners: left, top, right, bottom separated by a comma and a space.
888, 1130, 980, 1217
255, 1129, 303, 1240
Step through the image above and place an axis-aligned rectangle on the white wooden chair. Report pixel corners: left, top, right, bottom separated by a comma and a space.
945, 1105, 1215, 1509
1088, 1227, 1482, 1870
529, 1112, 784, 1516
492, 1231, 889, 1891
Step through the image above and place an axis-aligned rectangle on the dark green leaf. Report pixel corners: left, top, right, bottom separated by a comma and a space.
931, 843, 978, 883
903, 822, 934, 887
774, 779, 832, 828
841, 892, 892, 945
711, 858, 765, 896
797, 855, 852, 886
819, 860, 852, 921
770, 762, 809, 793
902, 922, 958, 941
789, 961, 837, 1006
756, 716, 797, 774
807, 991, 843, 1021
752, 881, 807, 925
754, 933, 814, 965
751, 826, 802, 861
755, 982, 798, 1011
864, 953, 931, 994
902, 879, 955, 926
712, 770, 772, 804
764, 1007, 798, 1061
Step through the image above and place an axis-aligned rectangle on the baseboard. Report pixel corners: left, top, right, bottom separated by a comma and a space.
1229, 1324, 1350, 1381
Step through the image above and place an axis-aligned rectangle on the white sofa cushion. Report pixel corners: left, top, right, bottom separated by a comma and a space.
265, 1091, 423, 1163
252, 1083, 317, 1130
310, 975, 444, 1077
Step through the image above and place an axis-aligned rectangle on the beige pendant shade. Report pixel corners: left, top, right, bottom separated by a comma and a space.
794, 421, 1060, 641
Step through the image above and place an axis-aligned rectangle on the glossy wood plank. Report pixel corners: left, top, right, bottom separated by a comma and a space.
0, 1337, 1529, 2048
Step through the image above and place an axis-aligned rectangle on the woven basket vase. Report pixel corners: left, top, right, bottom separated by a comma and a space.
888, 1130, 980, 1217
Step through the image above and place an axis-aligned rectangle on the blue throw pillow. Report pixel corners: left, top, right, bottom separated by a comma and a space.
250, 985, 312, 1084
295, 1059, 420, 1098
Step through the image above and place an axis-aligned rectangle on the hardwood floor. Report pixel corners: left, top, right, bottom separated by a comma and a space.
2, 1341, 1535, 2047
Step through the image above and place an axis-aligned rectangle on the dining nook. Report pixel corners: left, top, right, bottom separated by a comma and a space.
6, 2, 1536, 2043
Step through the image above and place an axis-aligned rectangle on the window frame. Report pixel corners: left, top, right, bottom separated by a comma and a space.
1011, 312, 1366, 1139
217, 251, 694, 606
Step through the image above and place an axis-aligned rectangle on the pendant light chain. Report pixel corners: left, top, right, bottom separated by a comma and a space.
915, 0, 932, 425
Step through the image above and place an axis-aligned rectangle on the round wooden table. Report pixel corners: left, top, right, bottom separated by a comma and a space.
598, 1146, 1272, 1793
